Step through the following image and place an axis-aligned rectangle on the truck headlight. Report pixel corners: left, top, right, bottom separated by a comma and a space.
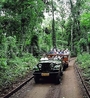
54, 64, 60, 69
33, 66, 39, 70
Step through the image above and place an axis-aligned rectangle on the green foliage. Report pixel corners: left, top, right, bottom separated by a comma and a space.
80, 12, 90, 29
79, 38, 87, 45
0, 0, 45, 55
0, 53, 38, 88
0, 36, 38, 89
70, 51, 77, 57
0, 0, 45, 90
0, 58, 7, 70
88, 33, 90, 43
39, 33, 52, 53
1, 36, 18, 58
77, 53, 90, 80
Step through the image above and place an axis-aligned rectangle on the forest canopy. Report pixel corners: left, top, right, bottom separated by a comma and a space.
0, 0, 90, 55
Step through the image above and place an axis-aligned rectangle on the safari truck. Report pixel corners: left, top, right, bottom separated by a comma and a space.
61, 54, 69, 70
33, 60, 63, 84
46, 53, 69, 71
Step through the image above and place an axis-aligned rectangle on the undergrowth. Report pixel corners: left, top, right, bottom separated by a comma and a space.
0, 53, 38, 89
0, 36, 38, 89
76, 52, 90, 83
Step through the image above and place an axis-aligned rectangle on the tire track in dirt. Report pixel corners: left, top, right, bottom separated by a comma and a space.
25, 84, 50, 98
59, 59, 83, 98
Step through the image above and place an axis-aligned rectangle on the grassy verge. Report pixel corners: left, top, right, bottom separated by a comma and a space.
76, 52, 90, 84
0, 53, 38, 89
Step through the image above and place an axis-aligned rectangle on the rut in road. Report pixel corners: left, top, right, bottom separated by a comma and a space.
25, 84, 50, 98
59, 59, 83, 98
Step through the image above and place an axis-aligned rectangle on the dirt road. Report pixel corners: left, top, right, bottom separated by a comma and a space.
10, 58, 83, 98
59, 58, 83, 98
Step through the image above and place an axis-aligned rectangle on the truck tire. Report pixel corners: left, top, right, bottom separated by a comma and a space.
55, 74, 61, 84
34, 76, 39, 83
60, 70, 63, 76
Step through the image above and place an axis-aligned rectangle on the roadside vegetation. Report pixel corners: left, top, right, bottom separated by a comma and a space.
76, 53, 90, 84
0, 36, 38, 89
0, 54, 38, 88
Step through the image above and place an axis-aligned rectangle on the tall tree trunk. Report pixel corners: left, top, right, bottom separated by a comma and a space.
69, 0, 74, 52
69, 0, 81, 54
52, 0, 56, 48
71, 20, 73, 52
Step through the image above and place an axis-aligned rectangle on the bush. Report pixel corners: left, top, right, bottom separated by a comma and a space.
71, 51, 77, 57
0, 53, 38, 89
76, 52, 90, 79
